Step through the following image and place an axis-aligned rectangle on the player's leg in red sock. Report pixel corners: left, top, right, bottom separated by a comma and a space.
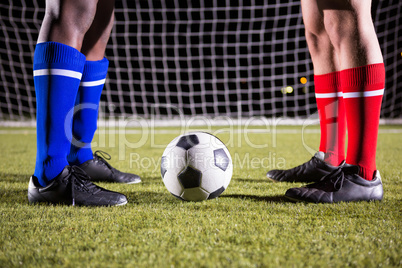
314, 72, 345, 166
341, 64, 385, 180
284, 0, 385, 202
322, 0, 384, 180
302, 0, 345, 166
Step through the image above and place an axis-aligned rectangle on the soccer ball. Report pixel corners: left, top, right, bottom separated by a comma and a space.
161, 132, 233, 201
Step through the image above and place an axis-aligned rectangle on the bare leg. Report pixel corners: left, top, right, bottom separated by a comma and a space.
37, 0, 99, 50
301, 0, 339, 75
81, 0, 115, 60
319, 0, 383, 69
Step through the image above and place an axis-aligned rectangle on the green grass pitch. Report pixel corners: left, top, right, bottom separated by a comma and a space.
0, 125, 400, 267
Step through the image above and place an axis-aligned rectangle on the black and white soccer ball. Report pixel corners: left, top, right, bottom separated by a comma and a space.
161, 132, 233, 201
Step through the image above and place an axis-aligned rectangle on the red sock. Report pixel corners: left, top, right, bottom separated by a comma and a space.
341, 63, 385, 180
315, 72, 346, 166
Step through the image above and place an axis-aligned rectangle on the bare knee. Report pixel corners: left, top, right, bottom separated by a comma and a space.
38, 0, 100, 48
301, 0, 330, 60
323, 10, 357, 53
51, 0, 99, 34
81, 0, 115, 59
304, 16, 335, 62
305, 30, 324, 57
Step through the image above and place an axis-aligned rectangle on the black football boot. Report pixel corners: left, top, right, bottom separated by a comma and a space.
79, 151, 141, 184
285, 164, 383, 203
267, 151, 340, 183
28, 166, 128, 206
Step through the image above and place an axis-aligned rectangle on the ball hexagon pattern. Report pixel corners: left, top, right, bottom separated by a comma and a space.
161, 132, 233, 201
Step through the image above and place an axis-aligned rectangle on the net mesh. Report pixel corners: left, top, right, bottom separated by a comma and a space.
1, 0, 401, 121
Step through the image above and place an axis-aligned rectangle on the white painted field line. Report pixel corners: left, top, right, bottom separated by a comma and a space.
0, 128, 401, 135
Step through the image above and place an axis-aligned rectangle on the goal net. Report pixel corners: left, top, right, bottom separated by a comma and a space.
1, 0, 401, 122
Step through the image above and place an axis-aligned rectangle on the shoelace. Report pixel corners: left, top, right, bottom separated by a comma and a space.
94, 150, 113, 170
317, 167, 346, 191
64, 166, 100, 206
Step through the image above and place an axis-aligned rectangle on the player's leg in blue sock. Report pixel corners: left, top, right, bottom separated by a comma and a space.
29, 0, 129, 206
33, 42, 86, 186
68, 58, 109, 165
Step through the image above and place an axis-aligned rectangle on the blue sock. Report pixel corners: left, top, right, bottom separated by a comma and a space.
33, 42, 86, 186
68, 58, 109, 165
